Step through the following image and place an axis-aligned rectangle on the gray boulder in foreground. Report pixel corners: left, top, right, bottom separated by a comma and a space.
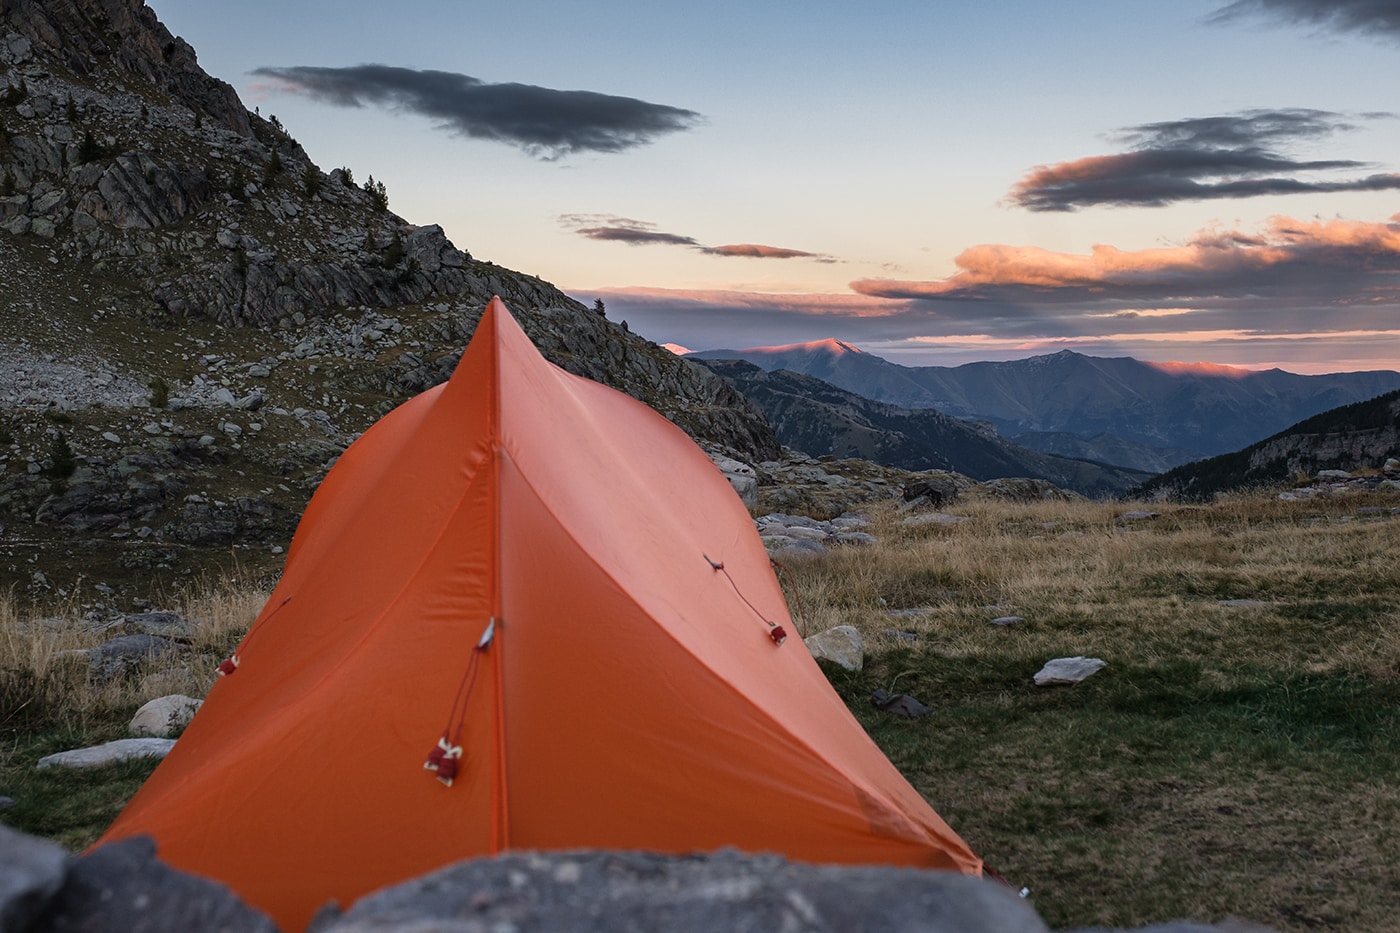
0, 824, 68, 933
309, 849, 1048, 933
0, 823, 1281, 933
26, 835, 277, 933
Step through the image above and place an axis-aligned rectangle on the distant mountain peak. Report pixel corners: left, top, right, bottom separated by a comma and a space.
1144, 360, 1253, 379
662, 343, 692, 356
750, 338, 865, 356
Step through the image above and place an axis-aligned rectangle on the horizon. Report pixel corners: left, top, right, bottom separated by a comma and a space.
665, 336, 1399, 377
149, 0, 1400, 376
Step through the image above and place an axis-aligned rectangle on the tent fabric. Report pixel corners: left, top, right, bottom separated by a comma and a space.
96, 297, 981, 931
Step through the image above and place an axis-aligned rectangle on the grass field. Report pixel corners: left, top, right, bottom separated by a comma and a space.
3, 487, 1398, 930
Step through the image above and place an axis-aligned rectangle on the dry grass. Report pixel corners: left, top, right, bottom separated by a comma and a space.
784, 489, 1400, 931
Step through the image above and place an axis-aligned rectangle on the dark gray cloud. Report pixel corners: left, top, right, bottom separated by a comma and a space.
252, 64, 702, 158
558, 215, 833, 260
562, 216, 701, 247
1208, 0, 1400, 41
1009, 109, 1400, 211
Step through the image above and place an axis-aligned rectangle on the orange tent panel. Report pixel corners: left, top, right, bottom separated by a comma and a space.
97, 297, 981, 931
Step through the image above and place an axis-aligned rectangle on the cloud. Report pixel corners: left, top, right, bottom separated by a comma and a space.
577, 280, 1400, 373
251, 64, 702, 158
851, 213, 1400, 308
703, 244, 829, 260
561, 215, 701, 247
574, 212, 1400, 370
558, 215, 832, 261
1008, 109, 1400, 211
1208, 0, 1400, 42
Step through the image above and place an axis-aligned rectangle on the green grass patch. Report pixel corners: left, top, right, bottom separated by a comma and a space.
826, 647, 1400, 930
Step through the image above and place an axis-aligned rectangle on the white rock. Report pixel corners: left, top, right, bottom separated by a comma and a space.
804, 625, 864, 671
36, 738, 176, 770
129, 694, 202, 737
710, 454, 758, 509
1033, 656, 1106, 686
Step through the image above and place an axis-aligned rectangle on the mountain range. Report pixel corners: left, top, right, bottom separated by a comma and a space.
698, 360, 1152, 498
689, 341, 1400, 467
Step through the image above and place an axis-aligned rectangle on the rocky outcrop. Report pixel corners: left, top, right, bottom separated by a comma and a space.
0, 0, 775, 459
0, 0, 778, 597
1138, 390, 1400, 500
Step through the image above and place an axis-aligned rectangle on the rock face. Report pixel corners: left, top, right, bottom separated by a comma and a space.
0, 0, 778, 599
1138, 390, 1400, 501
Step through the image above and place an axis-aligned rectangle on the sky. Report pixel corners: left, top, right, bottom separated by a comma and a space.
148, 0, 1400, 374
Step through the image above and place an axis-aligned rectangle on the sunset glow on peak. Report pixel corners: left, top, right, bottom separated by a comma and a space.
1143, 360, 1255, 379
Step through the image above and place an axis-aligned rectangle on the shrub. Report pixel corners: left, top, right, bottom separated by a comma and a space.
147, 377, 170, 409
302, 164, 321, 198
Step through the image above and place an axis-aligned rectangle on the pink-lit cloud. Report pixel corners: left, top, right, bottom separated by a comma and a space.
576, 212, 1400, 372
851, 213, 1400, 304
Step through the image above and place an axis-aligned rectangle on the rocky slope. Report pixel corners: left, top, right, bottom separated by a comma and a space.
0, 0, 779, 602
699, 360, 1152, 498
1138, 389, 1400, 501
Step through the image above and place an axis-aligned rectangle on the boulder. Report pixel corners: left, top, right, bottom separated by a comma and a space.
0, 822, 70, 932
710, 454, 758, 508
35, 835, 278, 933
310, 849, 1048, 933
129, 694, 202, 737
36, 737, 176, 770
1033, 657, 1107, 686
88, 634, 183, 680
804, 624, 864, 671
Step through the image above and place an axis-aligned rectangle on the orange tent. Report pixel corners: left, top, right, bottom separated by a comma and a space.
97, 297, 981, 930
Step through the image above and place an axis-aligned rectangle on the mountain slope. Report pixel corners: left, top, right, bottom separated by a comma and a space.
0, 0, 779, 599
700, 360, 1152, 498
1137, 389, 1400, 501
693, 345, 1400, 457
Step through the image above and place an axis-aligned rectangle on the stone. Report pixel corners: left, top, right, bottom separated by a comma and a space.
38, 835, 278, 933
36, 737, 176, 769
835, 531, 878, 547
990, 615, 1023, 626
870, 688, 933, 718
1317, 469, 1352, 480
1116, 510, 1159, 522
89, 633, 183, 680
1034, 657, 1107, 686
804, 624, 864, 670
710, 454, 759, 508
130, 694, 203, 737
310, 849, 1047, 933
0, 822, 70, 933
120, 610, 196, 639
